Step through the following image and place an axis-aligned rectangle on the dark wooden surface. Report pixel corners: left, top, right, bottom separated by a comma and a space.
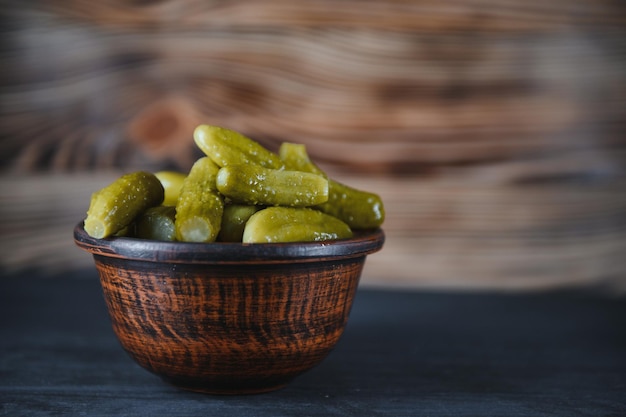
1, 271, 625, 416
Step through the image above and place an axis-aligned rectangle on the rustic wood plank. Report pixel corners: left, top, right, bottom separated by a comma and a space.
2, 1, 625, 173
1, 1, 625, 291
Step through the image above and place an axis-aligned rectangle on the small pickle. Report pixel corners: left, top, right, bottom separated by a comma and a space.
155, 171, 186, 206
194, 124, 284, 169
135, 206, 177, 241
243, 207, 353, 243
279, 142, 325, 176
218, 204, 263, 242
84, 171, 164, 238
175, 157, 224, 242
216, 164, 329, 207
316, 181, 385, 230
279, 142, 385, 229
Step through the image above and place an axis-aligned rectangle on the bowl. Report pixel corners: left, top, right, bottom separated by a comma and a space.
73, 222, 384, 395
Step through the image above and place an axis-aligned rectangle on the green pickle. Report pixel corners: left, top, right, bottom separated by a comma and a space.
84, 171, 164, 238
279, 142, 325, 176
175, 157, 224, 242
279, 142, 385, 229
243, 207, 353, 243
194, 124, 284, 169
218, 204, 263, 242
216, 164, 329, 207
135, 206, 177, 241
155, 171, 186, 206
316, 181, 385, 229
82, 125, 385, 244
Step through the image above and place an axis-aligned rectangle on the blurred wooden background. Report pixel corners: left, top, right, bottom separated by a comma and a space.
1, 1, 625, 291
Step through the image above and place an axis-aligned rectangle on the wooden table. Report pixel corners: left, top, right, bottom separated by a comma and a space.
1, 271, 624, 416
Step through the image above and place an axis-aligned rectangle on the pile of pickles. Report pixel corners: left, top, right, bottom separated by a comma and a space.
84, 125, 385, 243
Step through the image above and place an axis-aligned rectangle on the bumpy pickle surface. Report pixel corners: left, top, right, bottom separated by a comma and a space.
279, 142, 325, 176
135, 205, 177, 241
83, 125, 385, 244
175, 157, 224, 242
243, 207, 353, 243
84, 171, 164, 238
216, 164, 329, 207
279, 142, 385, 229
194, 125, 284, 169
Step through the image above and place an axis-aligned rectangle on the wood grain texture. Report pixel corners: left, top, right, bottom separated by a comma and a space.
73, 225, 382, 394
1, 1, 625, 291
2, 1, 624, 174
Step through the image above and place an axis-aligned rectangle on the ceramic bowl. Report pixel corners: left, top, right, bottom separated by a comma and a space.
74, 222, 384, 395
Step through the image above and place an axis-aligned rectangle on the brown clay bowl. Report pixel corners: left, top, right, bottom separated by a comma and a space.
73, 222, 384, 395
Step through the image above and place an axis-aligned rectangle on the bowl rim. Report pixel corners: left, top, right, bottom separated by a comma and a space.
73, 221, 384, 264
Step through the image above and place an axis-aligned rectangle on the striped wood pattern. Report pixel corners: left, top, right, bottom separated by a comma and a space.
1, 1, 625, 291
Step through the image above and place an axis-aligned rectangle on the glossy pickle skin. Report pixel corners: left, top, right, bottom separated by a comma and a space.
243, 207, 353, 243
194, 125, 284, 169
316, 181, 385, 230
135, 205, 177, 241
279, 142, 385, 229
216, 164, 329, 207
83, 126, 384, 244
174, 157, 224, 243
278, 143, 324, 176
155, 171, 186, 206
218, 204, 263, 242
84, 171, 164, 239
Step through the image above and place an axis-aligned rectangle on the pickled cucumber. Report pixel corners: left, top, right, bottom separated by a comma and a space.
216, 164, 329, 207
155, 171, 186, 206
242, 207, 353, 243
316, 181, 384, 229
84, 171, 164, 238
175, 157, 224, 242
278, 142, 325, 177
135, 205, 176, 241
218, 204, 263, 242
279, 142, 385, 229
194, 124, 283, 169
82, 124, 385, 244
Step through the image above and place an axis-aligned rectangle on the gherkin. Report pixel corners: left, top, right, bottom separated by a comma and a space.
216, 164, 328, 207
194, 124, 283, 169
84, 171, 164, 239
174, 157, 224, 243
279, 142, 385, 229
243, 207, 353, 243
